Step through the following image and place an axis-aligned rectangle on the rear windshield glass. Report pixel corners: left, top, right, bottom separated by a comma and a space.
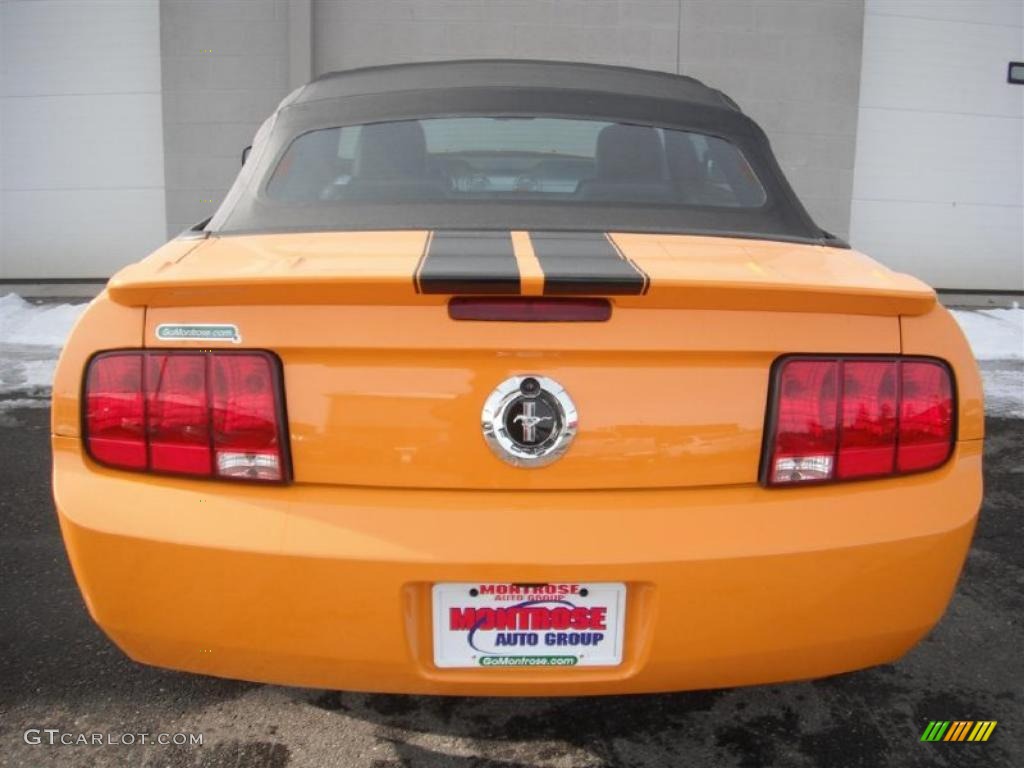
265, 117, 767, 209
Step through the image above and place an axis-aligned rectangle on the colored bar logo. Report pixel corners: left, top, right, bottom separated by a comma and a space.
920, 721, 997, 742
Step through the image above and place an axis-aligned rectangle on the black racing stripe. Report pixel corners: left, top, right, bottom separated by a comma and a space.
416, 230, 520, 294
529, 232, 648, 295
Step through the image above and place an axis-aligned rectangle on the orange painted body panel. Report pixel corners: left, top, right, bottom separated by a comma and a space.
51, 231, 983, 694
106, 232, 935, 315
142, 304, 898, 490
54, 437, 981, 695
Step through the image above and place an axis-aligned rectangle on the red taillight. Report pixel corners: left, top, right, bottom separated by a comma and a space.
146, 354, 210, 475
770, 360, 838, 482
211, 354, 283, 480
837, 361, 897, 480
84, 351, 288, 482
897, 360, 954, 473
764, 357, 954, 486
448, 297, 612, 322
85, 353, 146, 470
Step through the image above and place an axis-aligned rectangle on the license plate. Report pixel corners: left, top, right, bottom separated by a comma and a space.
432, 582, 626, 668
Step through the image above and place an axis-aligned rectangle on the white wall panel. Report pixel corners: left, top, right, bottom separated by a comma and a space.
0, 0, 166, 278
2, 94, 165, 191
2, 0, 161, 96
858, 11, 1021, 117
854, 109, 1022, 206
852, 199, 1022, 288
867, 0, 1022, 28
850, 0, 1024, 290
2, 189, 166, 278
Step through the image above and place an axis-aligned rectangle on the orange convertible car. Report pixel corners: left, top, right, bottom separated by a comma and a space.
52, 61, 983, 696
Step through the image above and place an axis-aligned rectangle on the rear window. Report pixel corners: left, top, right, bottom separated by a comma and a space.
265, 117, 767, 209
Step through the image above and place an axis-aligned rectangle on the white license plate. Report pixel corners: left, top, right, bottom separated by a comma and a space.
432, 582, 626, 668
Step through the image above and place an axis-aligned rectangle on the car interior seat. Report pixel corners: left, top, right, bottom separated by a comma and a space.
575, 123, 674, 202
339, 120, 447, 201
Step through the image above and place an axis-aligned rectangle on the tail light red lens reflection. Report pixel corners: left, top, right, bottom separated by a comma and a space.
84, 350, 287, 483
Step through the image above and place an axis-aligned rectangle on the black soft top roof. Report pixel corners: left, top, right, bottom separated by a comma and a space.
295, 59, 741, 113
208, 60, 834, 245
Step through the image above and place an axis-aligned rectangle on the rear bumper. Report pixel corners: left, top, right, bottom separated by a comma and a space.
53, 437, 982, 696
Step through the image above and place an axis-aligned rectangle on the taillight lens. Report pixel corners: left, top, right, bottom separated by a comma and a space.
764, 356, 954, 486
837, 361, 898, 480
85, 353, 146, 470
770, 360, 839, 482
84, 350, 288, 482
897, 361, 954, 473
211, 355, 283, 480
146, 354, 210, 475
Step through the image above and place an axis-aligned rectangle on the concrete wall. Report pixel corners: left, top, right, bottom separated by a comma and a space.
0, 0, 166, 278
312, 0, 683, 76
850, 0, 1024, 290
159, 0, 292, 236
678, 1, 865, 239
311, 0, 866, 239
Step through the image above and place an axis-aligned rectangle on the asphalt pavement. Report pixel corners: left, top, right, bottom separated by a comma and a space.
1, 405, 1020, 768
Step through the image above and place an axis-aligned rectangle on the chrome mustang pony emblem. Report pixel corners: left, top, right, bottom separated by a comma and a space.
513, 402, 554, 443
481, 375, 577, 467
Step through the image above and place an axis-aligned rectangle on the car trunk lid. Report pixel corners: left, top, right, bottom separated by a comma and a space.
116, 231, 929, 490
109, 230, 935, 316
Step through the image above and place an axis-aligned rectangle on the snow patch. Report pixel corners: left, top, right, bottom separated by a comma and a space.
0, 293, 88, 347
950, 308, 1022, 361
950, 308, 1023, 418
0, 293, 88, 401
978, 363, 1024, 419
0, 397, 50, 411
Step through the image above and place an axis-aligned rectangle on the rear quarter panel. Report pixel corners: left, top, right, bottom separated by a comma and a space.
901, 305, 984, 442
51, 294, 144, 438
